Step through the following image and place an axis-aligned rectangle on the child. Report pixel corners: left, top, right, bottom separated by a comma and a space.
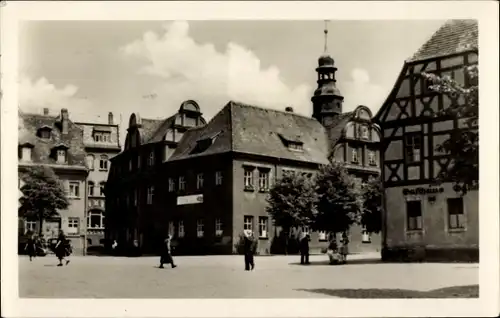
339, 232, 349, 264
326, 234, 340, 265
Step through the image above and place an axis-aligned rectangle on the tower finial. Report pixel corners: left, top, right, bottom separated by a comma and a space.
323, 20, 329, 53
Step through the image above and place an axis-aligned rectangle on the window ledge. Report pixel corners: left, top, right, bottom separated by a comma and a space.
406, 230, 424, 234
244, 186, 255, 192
448, 228, 466, 233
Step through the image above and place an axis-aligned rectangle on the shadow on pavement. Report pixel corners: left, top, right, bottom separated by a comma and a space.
289, 258, 382, 266
296, 285, 479, 298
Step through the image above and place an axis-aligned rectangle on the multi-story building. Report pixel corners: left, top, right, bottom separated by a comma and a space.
375, 20, 478, 261
18, 108, 89, 255
75, 112, 121, 249
106, 26, 383, 256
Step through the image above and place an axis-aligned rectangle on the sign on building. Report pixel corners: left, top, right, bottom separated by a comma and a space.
177, 194, 203, 206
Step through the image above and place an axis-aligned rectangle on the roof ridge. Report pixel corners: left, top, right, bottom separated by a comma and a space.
228, 100, 316, 121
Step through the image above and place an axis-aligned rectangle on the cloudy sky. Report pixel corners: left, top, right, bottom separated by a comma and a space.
19, 20, 446, 143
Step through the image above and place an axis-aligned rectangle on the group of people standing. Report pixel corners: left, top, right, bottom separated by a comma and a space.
24, 230, 72, 266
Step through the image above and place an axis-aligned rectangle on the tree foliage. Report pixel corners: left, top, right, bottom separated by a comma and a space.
19, 166, 69, 236
265, 172, 318, 232
314, 162, 363, 234
423, 65, 478, 192
360, 175, 383, 234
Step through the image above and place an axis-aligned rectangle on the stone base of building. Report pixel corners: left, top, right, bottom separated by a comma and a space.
382, 246, 479, 263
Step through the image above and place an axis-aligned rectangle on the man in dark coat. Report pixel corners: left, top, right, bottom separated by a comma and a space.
55, 230, 71, 266
243, 230, 257, 271
159, 235, 177, 269
299, 233, 310, 265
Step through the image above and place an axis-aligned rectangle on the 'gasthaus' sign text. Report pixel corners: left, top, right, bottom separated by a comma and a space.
177, 194, 203, 205
402, 187, 444, 195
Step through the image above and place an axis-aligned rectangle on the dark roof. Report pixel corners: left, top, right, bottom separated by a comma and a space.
169, 101, 330, 165
408, 19, 478, 62
138, 118, 165, 144
147, 115, 177, 143
325, 112, 354, 147
18, 111, 87, 168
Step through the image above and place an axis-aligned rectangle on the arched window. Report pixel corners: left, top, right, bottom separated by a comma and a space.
88, 181, 95, 196
86, 154, 95, 170
99, 182, 106, 196
87, 210, 104, 229
99, 155, 108, 170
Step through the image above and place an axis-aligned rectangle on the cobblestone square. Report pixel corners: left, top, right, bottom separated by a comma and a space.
19, 253, 479, 298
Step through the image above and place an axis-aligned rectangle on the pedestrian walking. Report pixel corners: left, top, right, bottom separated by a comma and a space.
54, 230, 71, 266
24, 232, 37, 262
299, 233, 310, 265
159, 235, 177, 269
339, 232, 349, 264
243, 230, 257, 271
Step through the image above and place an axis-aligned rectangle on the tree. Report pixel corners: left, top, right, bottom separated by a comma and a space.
314, 162, 364, 239
19, 166, 69, 237
423, 65, 478, 193
360, 175, 383, 234
266, 172, 318, 253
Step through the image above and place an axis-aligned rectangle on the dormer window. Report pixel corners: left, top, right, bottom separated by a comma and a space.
37, 126, 52, 139
278, 133, 304, 152
93, 127, 112, 143
18, 143, 34, 162
191, 132, 221, 155
57, 150, 66, 163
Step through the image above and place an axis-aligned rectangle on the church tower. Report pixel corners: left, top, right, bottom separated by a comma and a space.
311, 21, 344, 128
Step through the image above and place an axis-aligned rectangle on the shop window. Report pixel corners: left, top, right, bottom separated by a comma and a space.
447, 197, 465, 230
406, 200, 423, 231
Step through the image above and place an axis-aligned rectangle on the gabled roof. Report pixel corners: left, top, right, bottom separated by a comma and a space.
169, 101, 330, 165
18, 111, 87, 168
407, 19, 478, 62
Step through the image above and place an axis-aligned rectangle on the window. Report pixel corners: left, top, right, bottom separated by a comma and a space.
87, 211, 104, 229
318, 231, 327, 241
368, 150, 377, 166
40, 129, 51, 139
88, 181, 94, 196
244, 168, 254, 189
99, 155, 108, 170
21, 147, 32, 161
197, 219, 204, 238
360, 125, 369, 139
258, 170, 270, 191
197, 173, 204, 189
25, 220, 37, 234
86, 155, 94, 170
179, 176, 186, 191
57, 149, 66, 164
406, 200, 423, 231
94, 132, 111, 143
244, 216, 253, 231
258, 217, 268, 238
351, 148, 359, 163
134, 189, 138, 206
69, 182, 80, 198
405, 134, 422, 163
148, 151, 155, 166
288, 142, 303, 152
168, 178, 175, 192
147, 186, 154, 205
447, 198, 465, 230
178, 221, 185, 238
215, 171, 223, 186
168, 221, 175, 237
99, 182, 106, 196
215, 218, 223, 237
67, 217, 79, 234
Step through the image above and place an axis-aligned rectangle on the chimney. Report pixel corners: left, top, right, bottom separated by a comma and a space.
61, 108, 69, 134
108, 112, 114, 125
285, 106, 294, 113
43, 108, 49, 115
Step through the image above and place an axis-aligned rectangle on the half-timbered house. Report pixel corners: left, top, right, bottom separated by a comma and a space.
375, 20, 478, 261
